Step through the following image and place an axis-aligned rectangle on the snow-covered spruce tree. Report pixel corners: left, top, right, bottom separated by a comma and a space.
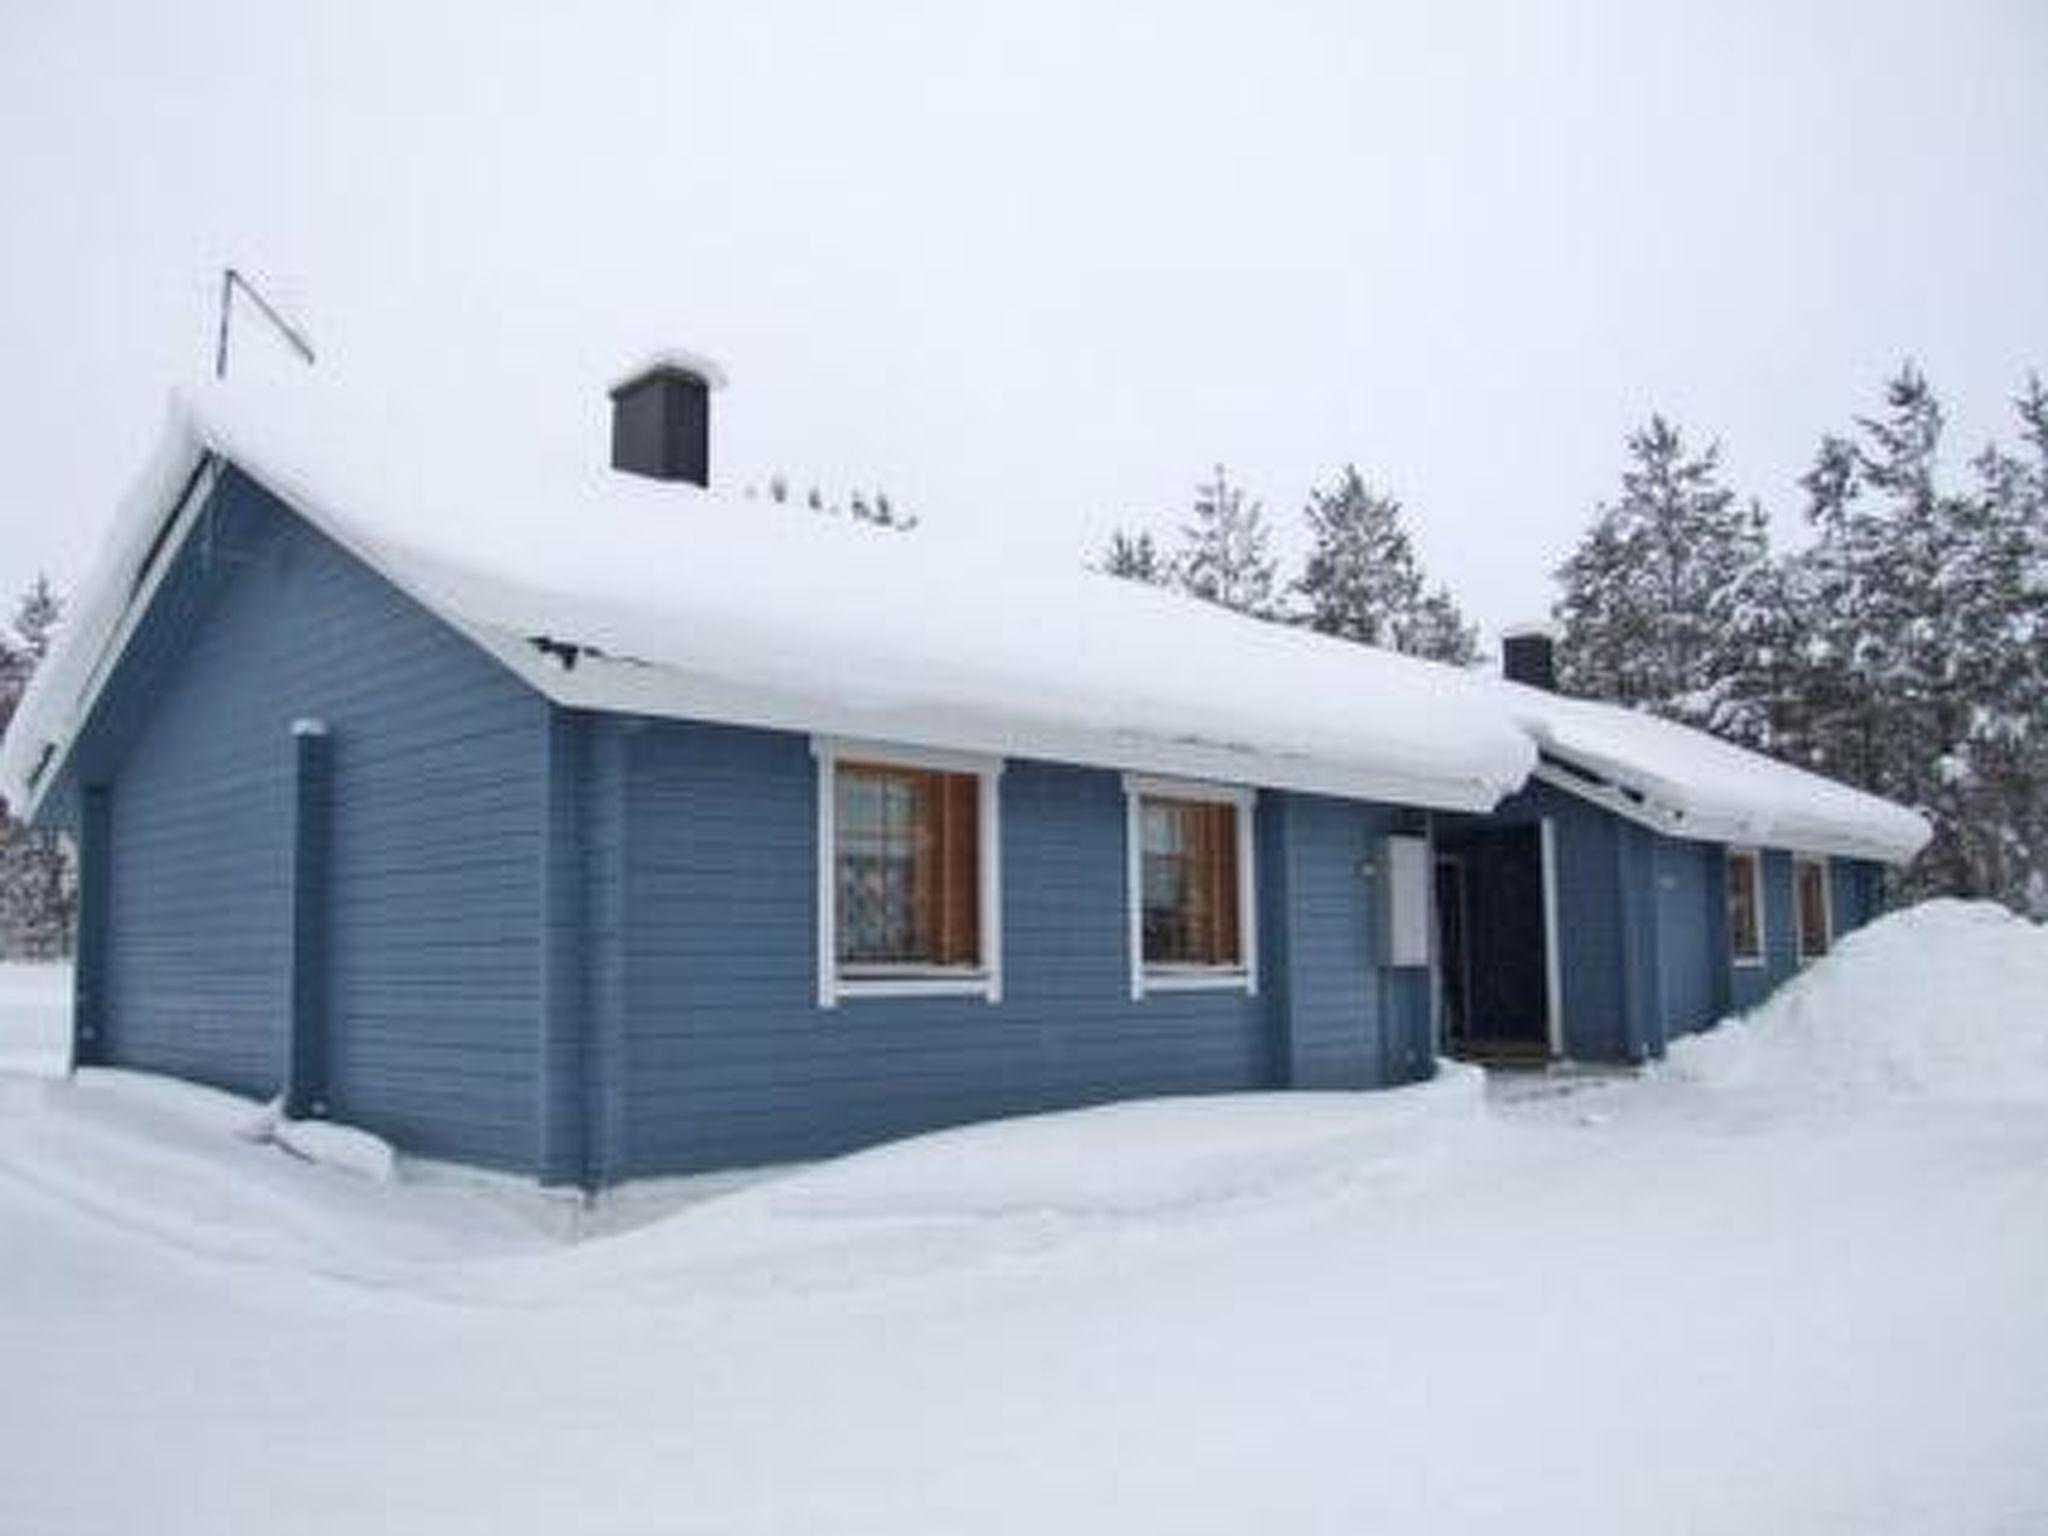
1792, 363, 2048, 906
1947, 374, 2048, 910
1294, 465, 1476, 664
1400, 585, 1481, 668
1099, 528, 1171, 586
1701, 512, 1803, 752
1178, 466, 1280, 618
1553, 416, 1768, 728
0, 575, 74, 958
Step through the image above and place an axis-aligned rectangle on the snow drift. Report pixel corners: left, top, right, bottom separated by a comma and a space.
1668, 900, 2048, 1102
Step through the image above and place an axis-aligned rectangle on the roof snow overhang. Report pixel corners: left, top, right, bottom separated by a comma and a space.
1506, 688, 1932, 866
2, 390, 1534, 821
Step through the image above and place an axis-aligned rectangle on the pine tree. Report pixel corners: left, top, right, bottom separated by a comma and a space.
1294, 466, 1476, 664
1400, 584, 1480, 668
1789, 363, 2048, 906
1178, 467, 1280, 618
1553, 416, 1767, 728
0, 575, 73, 958
1100, 528, 1170, 585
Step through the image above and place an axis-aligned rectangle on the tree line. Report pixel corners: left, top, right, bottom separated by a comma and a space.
0, 577, 74, 957
0, 361, 2038, 960
1100, 465, 1480, 664
1102, 364, 2048, 915
1555, 365, 2047, 910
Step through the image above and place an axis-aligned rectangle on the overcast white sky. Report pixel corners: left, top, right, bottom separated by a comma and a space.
1, 0, 2043, 642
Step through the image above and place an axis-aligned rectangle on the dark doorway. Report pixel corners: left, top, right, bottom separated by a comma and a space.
1435, 823, 1553, 1062
1435, 857, 1470, 1049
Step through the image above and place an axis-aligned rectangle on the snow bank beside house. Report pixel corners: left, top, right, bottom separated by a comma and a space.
486, 1067, 1492, 1303
1668, 900, 2048, 1102
0, 962, 70, 1077
762, 1063, 1486, 1221
0, 1067, 556, 1278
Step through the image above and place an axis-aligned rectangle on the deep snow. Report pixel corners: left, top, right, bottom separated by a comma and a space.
2, 905, 2045, 1534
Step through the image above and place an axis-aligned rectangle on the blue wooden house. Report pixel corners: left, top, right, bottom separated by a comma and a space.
0, 362, 1929, 1188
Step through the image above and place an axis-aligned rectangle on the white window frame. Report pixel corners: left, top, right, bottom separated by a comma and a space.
1793, 853, 1832, 964
813, 737, 1003, 1008
1124, 774, 1259, 1000
1726, 846, 1766, 968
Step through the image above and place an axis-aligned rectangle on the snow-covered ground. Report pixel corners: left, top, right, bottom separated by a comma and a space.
2, 903, 2044, 1534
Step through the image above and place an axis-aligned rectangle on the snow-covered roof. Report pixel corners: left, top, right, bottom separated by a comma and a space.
1, 374, 1933, 867
1503, 681, 1931, 864
0, 382, 1535, 817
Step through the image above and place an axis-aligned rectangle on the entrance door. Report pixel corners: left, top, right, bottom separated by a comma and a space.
1434, 856, 1469, 1054
1436, 824, 1553, 1061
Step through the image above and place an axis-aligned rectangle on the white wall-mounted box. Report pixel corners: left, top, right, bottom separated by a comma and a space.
1381, 834, 1432, 968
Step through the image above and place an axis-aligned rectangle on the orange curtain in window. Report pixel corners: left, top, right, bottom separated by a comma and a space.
1203, 803, 1240, 965
930, 771, 980, 966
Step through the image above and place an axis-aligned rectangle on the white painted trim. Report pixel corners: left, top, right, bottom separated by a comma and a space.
17, 458, 222, 820
1539, 816, 1565, 1059
1726, 846, 1766, 968
812, 737, 1004, 1008
816, 743, 836, 1009
812, 736, 1001, 778
1121, 772, 1249, 806
835, 974, 995, 1001
1424, 815, 1443, 1057
1529, 761, 1912, 866
1126, 788, 1145, 1001
1141, 967, 1255, 993
1124, 777, 1259, 1000
980, 762, 1004, 1004
1794, 853, 1832, 964
1238, 794, 1261, 999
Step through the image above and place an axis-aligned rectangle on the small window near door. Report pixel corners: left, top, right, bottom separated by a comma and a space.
1795, 856, 1831, 962
1141, 796, 1241, 966
1125, 778, 1257, 996
1726, 848, 1763, 965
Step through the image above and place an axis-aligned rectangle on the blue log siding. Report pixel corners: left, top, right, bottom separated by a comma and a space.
588, 721, 1310, 1177
1263, 793, 1431, 1090
45, 471, 1916, 1183
71, 785, 111, 1068
1653, 837, 1718, 1042
1831, 856, 1884, 936
1761, 849, 1799, 987
1451, 792, 1901, 1061
61, 471, 552, 1170
283, 722, 333, 1118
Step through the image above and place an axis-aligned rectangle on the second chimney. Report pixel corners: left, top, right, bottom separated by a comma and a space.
610, 352, 727, 487
1501, 622, 1558, 692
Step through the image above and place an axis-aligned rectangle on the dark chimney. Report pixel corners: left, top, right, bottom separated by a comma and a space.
1502, 623, 1558, 692
610, 353, 726, 486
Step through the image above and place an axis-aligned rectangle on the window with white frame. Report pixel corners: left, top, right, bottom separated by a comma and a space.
1125, 777, 1257, 996
1794, 855, 1831, 961
814, 740, 1002, 1005
1726, 847, 1764, 966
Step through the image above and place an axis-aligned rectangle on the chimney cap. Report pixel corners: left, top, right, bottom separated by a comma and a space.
610, 349, 728, 397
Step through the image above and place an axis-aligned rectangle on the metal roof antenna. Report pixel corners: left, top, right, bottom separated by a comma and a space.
213, 267, 317, 379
